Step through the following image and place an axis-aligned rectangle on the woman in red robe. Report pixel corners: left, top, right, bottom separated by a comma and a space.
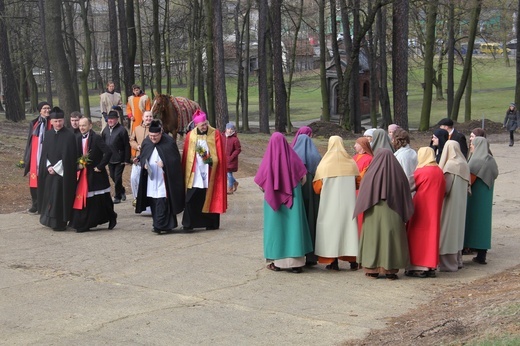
353, 137, 373, 233
406, 147, 446, 278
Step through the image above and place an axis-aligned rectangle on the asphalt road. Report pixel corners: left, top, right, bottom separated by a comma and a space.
1, 137, 519, 345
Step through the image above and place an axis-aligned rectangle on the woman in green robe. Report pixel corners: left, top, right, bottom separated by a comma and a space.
464, 137, 499, 264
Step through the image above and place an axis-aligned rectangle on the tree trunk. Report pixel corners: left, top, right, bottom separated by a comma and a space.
465, 67, 472, 122
318, 0, 330, 121
392, 0, 409, 130
212, 0, 229, 131
204, 0, 215, 125
419, 0, 438, 131
118, 0, 132, 99
242, 0, 251, 131
78, 0, 92, 119
134, 0, 145, 90
63, 2, 79, 104
163, 0, 171, 94
152, 0, 162, 94
0, 0, 24, 121
45, 0, 80, 118
38, 0, 53, 103
286, 0, 304, 133
451, 0, 481, 122
257, 0, 270, 133
271, 0, 287, 133
234, 1, 243, 129
447, 0, 455, 116
367, 0, 378, 129
108, 0, 121, 92
377, 7, 392, 127
127, 0, 137, 80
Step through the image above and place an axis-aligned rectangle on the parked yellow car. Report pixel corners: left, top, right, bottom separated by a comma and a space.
480, 43, 509, 55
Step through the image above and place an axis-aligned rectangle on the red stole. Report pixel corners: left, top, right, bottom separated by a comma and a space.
73, 138, 88, 210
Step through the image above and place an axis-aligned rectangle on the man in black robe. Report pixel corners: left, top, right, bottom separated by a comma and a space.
135, 120, 184, 234
69, 118, 117, 232
38, 107, 78, 231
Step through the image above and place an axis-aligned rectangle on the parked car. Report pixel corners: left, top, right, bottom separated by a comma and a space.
480, 43, 509, 55
506, 39, 517, 50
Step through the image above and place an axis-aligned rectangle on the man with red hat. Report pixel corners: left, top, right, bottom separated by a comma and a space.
181, 110, 227, 231
23, 101, 52, 214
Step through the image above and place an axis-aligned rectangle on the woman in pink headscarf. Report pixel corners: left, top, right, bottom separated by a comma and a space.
255, 132, 313, 273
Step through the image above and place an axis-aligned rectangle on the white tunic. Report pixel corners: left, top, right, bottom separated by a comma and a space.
315, 176, 359, 257
146, 148, 167, 198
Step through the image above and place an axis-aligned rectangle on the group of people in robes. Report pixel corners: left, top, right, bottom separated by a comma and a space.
255, 123, 499, 279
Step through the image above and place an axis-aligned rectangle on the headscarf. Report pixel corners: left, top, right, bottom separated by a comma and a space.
467, 137, 498, 188
254, 132, 307, 211
314, 136, 359, 181
370, 129, 394, 152
290, 126, 313, 147
437, 140, 470, 182
363, 128, 375, 138
353, 148, 414, 223
292, 134, 322, 175
416, 147, 438, 168
430, 128, 449, 163
355, 137, 373, 157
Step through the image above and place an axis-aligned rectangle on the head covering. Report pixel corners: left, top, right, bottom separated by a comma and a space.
430, 128, 449, 163
107, 110, 119, 119
416, 147, 438, 168
388, 124, 400, 133
131, 84, 140, 89
438, 140, 471, 182
37, 102, 50, 112
314, 136, 359, 181
353, 148, 414, 223
254, 132, 307, 211
49, 107, 64, 119
438, 118, 454, 127
468, 137, 498, 188
293, 134, 322, 175
356, 137, 373, 157
370, 129, 394, 152
363, 128, 375, 137
290, 126, 313, 147
226, 122, 236, 130
149, 120, 162, 133
510, 102, 516, 107
192, 109, 207, 125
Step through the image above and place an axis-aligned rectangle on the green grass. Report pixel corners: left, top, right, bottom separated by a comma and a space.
76, 57, 514, 128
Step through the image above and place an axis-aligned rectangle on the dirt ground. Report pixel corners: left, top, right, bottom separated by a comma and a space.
1, 116, 518, 344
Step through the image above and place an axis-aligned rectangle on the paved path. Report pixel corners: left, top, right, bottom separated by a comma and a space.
1, 137, 519, 345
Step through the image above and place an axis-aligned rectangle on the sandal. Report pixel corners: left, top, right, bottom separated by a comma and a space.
385, 274, 399, 280
365, 273, 379, 279
326, 259, 340, 271
472, 257, 487, 265
405, 270, 427, 278
266, 263, 280, 271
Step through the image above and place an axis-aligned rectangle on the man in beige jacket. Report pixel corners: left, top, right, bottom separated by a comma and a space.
100, 81, 122, 131
129, 111, 153, 207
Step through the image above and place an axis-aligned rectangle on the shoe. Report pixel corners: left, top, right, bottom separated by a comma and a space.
385, 274, 399, 280
121, 194, 126, 201
365, 273, 379, 279
233, 181, 239, 192
27, 206, 37, 214
326, 258, 340, 271
405, 270, 427, 278
266, 263, 280, 271
76, 228, 89, 233
509, 140, 514, 147
227, 187, 234, 195
113, 198, 121, 204
132, 199, 137, 207
350, 262, 359, 271
108, 213, 117, 230
53, 227, 66, 232
182, 226, 194, 233
291, 267, 303, 273
472, 256, 487, 265
425, 269, 437, 278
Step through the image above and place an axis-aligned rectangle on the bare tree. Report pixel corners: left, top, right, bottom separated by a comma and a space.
0, 0, 24, 121
213, 0, 229, 131
271, 0, 288, 133
204, 0, 215, 124
78, 0, 93, 119
392, 0, 409, 130
45, 0, 80, 117
318, 0, 330, 121
38, 0, 52, 103
108, 0, 121, 92
118, 0, 133, 99
377, 6, 392, 127
257, 0, 270, 133
419, 0, 439, 131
